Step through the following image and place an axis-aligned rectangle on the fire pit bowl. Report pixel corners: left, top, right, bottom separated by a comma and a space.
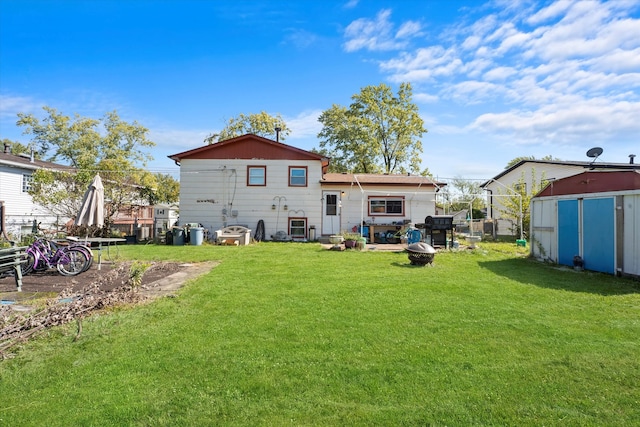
406, 242, 436, 266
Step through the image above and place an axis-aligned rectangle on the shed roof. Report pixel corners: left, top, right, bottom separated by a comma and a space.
534, 171, 640, 197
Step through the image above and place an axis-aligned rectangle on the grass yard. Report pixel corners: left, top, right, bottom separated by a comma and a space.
1, 242, 638, 426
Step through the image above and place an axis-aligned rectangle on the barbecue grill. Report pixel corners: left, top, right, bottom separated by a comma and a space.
416, 215, 455, 247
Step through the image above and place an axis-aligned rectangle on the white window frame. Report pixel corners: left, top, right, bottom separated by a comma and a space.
368, 196, 404, 216
22, 174, 33, 193
247, 166, 266, 186
289, 218, 307, 239
289, 166, 307, 187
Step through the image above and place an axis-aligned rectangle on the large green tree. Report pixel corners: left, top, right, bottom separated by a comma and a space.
207, 111, 290, 143
317, 83, 427, 174
16, 107, 178, 234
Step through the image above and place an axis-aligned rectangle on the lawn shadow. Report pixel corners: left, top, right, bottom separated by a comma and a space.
391, 261, 437, 269
478, 257, 640, 296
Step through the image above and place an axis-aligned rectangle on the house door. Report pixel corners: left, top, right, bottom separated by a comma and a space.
322, 191, 341, 235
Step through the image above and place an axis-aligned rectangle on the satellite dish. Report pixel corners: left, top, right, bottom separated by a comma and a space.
586, 147, 603, 158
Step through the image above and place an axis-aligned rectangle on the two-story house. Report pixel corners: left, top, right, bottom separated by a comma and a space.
169, 134, 444, 242
0, 144, 72, 239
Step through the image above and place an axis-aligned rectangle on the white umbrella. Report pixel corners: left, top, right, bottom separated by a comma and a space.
75, 174, 104, 228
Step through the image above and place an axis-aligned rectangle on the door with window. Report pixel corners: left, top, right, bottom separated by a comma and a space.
322, 191, 341, 235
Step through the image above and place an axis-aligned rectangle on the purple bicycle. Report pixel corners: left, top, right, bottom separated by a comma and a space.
21, 238, 92, 277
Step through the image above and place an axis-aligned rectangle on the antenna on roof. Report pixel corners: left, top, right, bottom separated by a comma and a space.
586, 147, 603, 167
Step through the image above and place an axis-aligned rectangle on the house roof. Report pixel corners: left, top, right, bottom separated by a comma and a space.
534, 171, 640, 197
168, 134, 329, 166
480, 159, 640, 188
0, 151, 73, 172
321, 173, 445, 188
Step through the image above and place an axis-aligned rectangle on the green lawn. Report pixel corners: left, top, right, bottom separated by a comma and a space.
1, 242, 638, 426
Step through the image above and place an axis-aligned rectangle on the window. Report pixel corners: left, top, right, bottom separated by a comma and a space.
247, 166, 266, 186
22, 174, 33, 193
368, 197, 404, 216
514, 182, 527, 193
325, 194, 337, 215
289, 166, 307, 187
289, 218, 307, 240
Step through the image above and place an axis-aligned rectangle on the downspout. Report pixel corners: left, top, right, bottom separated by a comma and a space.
353, 174, 365, 236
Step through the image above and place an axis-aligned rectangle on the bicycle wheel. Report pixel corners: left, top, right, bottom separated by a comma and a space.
21, 251, 37, 275
69, 244, 94, 272
56, 248, 90, 276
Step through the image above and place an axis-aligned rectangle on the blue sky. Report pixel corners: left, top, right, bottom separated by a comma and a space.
1, 0, 639, 181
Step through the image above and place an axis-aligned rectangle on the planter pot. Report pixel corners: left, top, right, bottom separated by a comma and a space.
344, 239, 357, 249
329, 235, 344, 245
356, 237, 367, 251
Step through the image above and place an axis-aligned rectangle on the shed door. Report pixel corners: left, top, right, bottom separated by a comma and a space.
583, 197, 615, 274
624, 195, 640, 276
558, 200, 579, 267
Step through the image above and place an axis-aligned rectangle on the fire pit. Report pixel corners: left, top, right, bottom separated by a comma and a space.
406, 242, 436, 266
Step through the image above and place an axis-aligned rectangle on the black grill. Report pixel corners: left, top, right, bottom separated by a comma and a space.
416, 216, 455, 247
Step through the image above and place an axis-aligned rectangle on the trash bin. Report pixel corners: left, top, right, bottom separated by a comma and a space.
165, 230, 173, 245
190, 227, 204, 246
173, 227, 185, 246
308, 225, 316, 241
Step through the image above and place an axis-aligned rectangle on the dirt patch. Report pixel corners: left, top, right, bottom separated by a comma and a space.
0, 261, 185, 295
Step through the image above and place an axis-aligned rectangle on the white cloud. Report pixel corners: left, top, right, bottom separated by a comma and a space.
381, 46, 463, 82
446, 80, 505, 105
149, 128, 211, 153
470, 98, 640, 144
527, 0, 576, 25
0, 94, 40, 119
283, 28, 318, 49
284, 109, 323, 139
396, 20, 423, 39
343, 9, 421, 52
483, 66, 517, 81
414, 92, 439, 103
591, 48, 640, 73
343, 0, 359, 9
366, 0, 640, 146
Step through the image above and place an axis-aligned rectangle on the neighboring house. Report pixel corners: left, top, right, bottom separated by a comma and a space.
111, 204, 155, 241
0, 144, 160, 240
480, 158, 640, 237
530, 170, 640, 278
154, 203, 179, 238
0, 145, 72, 239
168, 134, 444, 241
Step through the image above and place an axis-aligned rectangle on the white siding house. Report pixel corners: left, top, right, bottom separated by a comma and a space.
0, 147, 70, 239
481, 159, 640, 236
169, 134, 444, 242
